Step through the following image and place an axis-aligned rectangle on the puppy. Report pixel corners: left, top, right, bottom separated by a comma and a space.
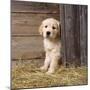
39, 18, 61, 74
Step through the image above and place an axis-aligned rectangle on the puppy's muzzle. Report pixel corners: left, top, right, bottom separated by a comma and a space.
46, 31, 51, 36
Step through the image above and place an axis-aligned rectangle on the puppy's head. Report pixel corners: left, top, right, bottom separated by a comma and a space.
39, 18, 61, 39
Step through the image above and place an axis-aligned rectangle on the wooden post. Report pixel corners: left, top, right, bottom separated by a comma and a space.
79, 5, 88, 66
59, 5, 67, 67
59, 4, 87, 67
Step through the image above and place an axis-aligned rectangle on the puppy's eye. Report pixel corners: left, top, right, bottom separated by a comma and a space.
52, 26, 56, 29
45, 25, 48, 28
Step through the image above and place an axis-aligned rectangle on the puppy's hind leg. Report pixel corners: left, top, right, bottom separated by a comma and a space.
40, 52, 50, 71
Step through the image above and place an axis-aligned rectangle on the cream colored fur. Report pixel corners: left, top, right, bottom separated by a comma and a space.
39, 18, 61, 74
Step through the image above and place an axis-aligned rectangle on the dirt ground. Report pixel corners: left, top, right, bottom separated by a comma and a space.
12, 59, 88, 89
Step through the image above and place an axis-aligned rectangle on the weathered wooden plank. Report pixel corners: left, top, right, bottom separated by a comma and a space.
73, 6, 81, 66
60, 4, 87, 67
79, 5, 88, 66
11, 36, 44, 60
11, 0, 59, 14
59, 5, 67, 66
63, 5, 84, 67
11, 13, 60, 35
64, 5, 77, 66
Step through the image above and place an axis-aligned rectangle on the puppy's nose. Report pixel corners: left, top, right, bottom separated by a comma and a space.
46, 31, 50, 36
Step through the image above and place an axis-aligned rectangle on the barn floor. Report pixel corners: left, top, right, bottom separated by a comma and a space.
12, 59, 88, 89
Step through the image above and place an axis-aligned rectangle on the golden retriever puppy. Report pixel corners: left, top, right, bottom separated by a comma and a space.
39, 18, 61, 74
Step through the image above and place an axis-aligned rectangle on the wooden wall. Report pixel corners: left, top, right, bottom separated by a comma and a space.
60, 5, 88, 67
11, 1, 88, 67
11, 1, 60, 60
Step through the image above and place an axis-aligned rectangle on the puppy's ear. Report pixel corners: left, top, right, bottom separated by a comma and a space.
39, 23, 43, 35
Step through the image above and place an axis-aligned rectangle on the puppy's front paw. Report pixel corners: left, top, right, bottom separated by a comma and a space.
40, 66, 47, 71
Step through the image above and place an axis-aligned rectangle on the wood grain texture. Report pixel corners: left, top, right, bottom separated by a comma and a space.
11, 13, 60, 35
11, 0, 59, 14
11, 37, 44, 60
79, 6, 88, 66
64, 5, 76, 66
59, 5, 67, 66
60, 4, 87, 67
